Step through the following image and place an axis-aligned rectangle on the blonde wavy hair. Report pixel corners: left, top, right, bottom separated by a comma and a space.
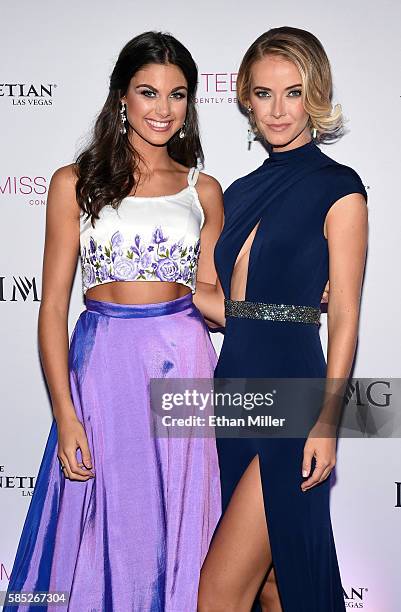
237, 27, 343, 143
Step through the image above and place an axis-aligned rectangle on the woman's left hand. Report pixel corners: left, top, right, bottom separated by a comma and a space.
301, 426, 337, 492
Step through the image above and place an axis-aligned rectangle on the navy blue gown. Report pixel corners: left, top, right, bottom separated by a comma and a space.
213, 140, 367, 612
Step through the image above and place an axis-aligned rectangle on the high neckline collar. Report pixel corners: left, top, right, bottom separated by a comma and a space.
267, 139, 319, 162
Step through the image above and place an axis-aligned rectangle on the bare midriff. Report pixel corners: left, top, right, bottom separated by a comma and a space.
85, 280, 192, 305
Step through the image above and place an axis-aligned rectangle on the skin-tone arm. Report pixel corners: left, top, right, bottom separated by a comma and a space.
193, 173, 225, 327
38, 165, 95, 481
301, 192, 368, 491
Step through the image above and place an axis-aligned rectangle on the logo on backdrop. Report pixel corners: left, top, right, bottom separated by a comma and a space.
0, 83, 57, 106
0, 175, 48, 206
344, 379, 392, 408
0, 277, 40, 302
0, 465, 35, 498
340, 378, 394, 438
395, 482, 401, 507
342, 585, 368, 608
1, 562, 10, 582
196, 72, 238, 105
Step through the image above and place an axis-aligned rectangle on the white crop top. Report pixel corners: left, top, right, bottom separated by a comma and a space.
79, 167, 205, 295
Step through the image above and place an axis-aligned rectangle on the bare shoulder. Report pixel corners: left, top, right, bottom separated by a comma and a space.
196, 171, 223, 212
48, 163, 80, 217
50, 163, 78, 190
197, 171, 223, 195
326, 192, 368, 224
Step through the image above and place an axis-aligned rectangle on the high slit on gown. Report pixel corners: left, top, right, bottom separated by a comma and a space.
213, 140, 367, 611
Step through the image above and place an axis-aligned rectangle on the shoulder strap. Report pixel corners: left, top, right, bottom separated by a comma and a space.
187, 167, 200, 187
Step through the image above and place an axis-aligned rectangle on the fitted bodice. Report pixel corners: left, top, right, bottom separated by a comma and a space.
215, 140, 367, 308
80, 167, 204, 295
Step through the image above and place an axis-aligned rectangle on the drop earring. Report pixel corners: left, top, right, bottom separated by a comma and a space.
312, 126, 317, 139
179, 122, 186, 139
120, 102, 127, 135
247, 105, 256, 150
248, 126, 256, 150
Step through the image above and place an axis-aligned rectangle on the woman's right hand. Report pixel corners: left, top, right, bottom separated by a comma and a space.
321, 280, 330, 303
56, 414, 95, 481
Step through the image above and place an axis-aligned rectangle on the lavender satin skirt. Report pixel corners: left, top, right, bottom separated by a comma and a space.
5, 293, 221, 611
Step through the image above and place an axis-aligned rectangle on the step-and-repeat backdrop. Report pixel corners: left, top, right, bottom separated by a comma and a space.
1, 0, 400, 609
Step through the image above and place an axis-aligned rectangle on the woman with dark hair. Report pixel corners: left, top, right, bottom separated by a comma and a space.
196, 26, 368, 612
4, 31, 223, 611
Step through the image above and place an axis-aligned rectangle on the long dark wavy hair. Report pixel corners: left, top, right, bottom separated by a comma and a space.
75, 31, 203, 225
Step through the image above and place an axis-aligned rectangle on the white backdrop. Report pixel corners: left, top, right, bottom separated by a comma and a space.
1, 0, 400, 609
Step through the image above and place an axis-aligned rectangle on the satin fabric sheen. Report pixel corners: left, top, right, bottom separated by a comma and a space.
5, 293, 221, 611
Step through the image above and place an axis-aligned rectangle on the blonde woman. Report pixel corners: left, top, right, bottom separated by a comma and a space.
196, 27, 368, 612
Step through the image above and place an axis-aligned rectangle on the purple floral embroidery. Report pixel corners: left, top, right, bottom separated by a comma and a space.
182, 265, 191, 282
81, 225, 199, 292
156, 258, 179, 281
170, 240, 183, 260
153, 227, 168, 244
113, 257, 138, 280
82, 263, 95, 287
111, 231, 124, 248
99, 264, 109, 281
140, 251, 152, 269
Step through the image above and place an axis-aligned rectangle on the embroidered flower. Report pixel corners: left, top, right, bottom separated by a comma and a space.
182, 265, 191, 282
170, 242, 183, 260
140, 251, 152, 269
83, 263, 95, 287
111, 231, 124, 248
112, 257, 138, 280
89, 237, 96, 254
153, 227, 168, 244
99, 264, 109, 281
156, 258, 179, 281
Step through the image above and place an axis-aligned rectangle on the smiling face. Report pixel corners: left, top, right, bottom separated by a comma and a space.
248, 54, 311, 150
121, 63, 188, 147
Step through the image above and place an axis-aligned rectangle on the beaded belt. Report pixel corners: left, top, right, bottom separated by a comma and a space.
224, 299, 321, 325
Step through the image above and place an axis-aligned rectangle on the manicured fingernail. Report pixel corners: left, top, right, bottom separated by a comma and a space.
302, 470, 308, 477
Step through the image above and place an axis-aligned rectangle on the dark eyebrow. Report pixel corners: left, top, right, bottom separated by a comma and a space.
253, 83, 302, 91
135, 83, 188, 93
